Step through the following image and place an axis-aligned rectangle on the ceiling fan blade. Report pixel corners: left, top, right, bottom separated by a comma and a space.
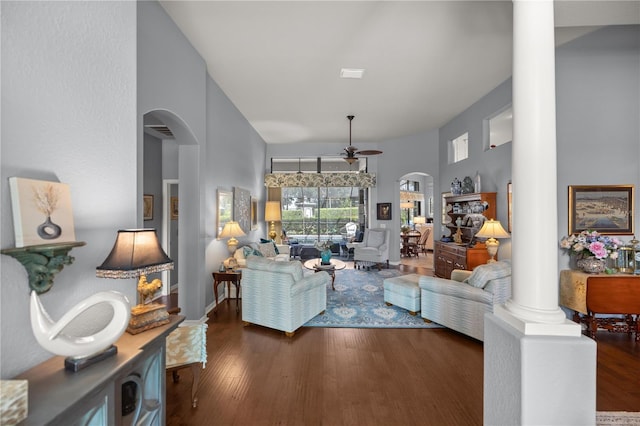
355, 150, 383, 156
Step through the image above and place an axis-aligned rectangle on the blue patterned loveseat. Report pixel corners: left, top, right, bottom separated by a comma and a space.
419, 260, 511, 341
242, 257, 329, 336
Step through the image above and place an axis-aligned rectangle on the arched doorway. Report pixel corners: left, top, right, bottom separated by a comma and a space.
398, 172, 434, 271
142, 110, 205, 321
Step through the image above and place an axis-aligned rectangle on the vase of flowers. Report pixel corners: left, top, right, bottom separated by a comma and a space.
560, 230, 622, 274
315, 240, 334, 265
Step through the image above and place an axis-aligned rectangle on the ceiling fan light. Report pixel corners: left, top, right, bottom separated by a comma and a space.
344, 157, 357, 165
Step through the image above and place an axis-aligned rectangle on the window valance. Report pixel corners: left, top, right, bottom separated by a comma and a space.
264, 173, 376, 188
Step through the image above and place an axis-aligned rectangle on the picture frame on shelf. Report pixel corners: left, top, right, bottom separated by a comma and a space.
377, 202, 392, 220
568, 184, 634, 235
143, 194, 153, 221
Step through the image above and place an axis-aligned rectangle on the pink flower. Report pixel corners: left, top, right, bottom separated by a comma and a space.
589, 241, 607, 259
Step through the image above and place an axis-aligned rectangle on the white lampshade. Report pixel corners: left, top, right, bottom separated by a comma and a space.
475, 219, 510, 263
413, 216, 426, 225
400, 201, 414, 209
219, 221, 246, 253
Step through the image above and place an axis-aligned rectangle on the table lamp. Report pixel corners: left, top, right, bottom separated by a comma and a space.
96, 229, 174, 334
413, 216, 426, 230
475, 219, 510, 263
219, 220, 246, 254
265, 201, 281, 240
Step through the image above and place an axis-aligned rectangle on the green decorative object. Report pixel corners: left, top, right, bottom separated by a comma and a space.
1, 241, 85, 293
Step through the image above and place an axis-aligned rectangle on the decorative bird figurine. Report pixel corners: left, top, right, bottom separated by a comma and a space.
30, 290, 130, 360
137, 275, 163, 306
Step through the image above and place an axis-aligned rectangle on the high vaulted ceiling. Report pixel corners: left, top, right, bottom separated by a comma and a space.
159, 1, 639, 146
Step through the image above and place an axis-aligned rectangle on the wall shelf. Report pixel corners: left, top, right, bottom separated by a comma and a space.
1, 241, 86, 294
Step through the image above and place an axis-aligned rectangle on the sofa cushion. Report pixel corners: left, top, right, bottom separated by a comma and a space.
464, 260, 511, 289
258, 242, 277, 258
246, 257, 303, 281
367, 230, 385, 248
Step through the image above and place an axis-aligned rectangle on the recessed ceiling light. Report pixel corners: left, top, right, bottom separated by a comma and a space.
340, 68, 365, 79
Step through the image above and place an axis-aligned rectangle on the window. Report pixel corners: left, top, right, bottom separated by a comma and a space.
484, 105, 512, 151
281, 186, 360, 245
449, 132, 469, 163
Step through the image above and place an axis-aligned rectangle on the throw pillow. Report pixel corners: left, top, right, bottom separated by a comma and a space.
367, 230, 385, 248
464, 260, 512, 288
258, 242, 277, 258
243, 246, 263, 258
260, 238, 280, 255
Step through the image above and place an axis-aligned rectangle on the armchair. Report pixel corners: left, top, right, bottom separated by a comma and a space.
242, 257, 329, 336
353, 228, 390, 270
419, 260, 511, 341
166, 321, 208, 408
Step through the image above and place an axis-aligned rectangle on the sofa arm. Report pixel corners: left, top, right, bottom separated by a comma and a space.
419, 276, 493, 304
451, 269, 472, 282
291, 271, 330, 296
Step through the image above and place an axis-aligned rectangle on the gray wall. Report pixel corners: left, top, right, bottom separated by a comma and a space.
1, 1, 138, 378
438, 24, 640, 267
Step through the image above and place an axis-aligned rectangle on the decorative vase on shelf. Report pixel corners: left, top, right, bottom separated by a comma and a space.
321, 248, 332, 264
576, 257, 606, 274
451, 178, 462, 195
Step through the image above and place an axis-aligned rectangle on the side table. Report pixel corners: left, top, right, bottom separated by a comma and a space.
212, 270, 242, 313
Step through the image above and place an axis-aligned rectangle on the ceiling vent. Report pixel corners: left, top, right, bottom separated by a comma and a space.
340, 68, 365, 79
144, 124, 175, 139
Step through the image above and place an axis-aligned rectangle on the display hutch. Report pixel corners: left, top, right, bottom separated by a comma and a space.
435, 192, 497, 279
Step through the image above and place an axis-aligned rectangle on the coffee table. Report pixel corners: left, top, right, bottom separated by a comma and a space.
303, 258, 346, 291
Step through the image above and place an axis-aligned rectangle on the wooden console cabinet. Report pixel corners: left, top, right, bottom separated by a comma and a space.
560, 270, 639, 341
16, 315, 183, 425
434, 240, 490, 279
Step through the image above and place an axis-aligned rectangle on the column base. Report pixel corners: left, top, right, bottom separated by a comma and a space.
484, 313, 596, 426
495, 304, 582, 337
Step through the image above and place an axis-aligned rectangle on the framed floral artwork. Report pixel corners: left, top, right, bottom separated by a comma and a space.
568, 185, 634, 235
143, 195, 153, 220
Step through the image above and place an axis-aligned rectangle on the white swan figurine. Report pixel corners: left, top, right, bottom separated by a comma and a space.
30, 290, 131, 359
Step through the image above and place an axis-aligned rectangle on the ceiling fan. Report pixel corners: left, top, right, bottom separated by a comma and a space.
342, 115, 382, 164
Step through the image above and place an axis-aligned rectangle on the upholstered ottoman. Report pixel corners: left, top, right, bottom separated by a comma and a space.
383, 273, 422, 315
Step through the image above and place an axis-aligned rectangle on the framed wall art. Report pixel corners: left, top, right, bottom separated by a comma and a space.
9, 177, 77, 247
250, 197, 258, 230
143, 195, 154, 221
568, 184, 634, 235
377, 202, 392, 220
217, 189, 233, 237
233, 187, 251, 233
170, 197, 178, 220
507, 182, 512, 233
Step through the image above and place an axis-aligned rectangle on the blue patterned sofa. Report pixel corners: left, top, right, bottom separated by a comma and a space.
242, 257, 329, 336
419, 260, 511, 341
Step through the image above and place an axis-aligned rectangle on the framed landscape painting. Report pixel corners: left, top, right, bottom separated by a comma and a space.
568, 185, 634, 235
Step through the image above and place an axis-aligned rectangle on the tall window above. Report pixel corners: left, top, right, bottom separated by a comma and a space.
449, 132, 469, 163
484, 105, 513, 151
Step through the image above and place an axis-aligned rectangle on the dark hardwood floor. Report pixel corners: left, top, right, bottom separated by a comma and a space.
164, 264, 639, 426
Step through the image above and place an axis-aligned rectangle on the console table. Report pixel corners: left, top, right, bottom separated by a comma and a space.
16, 315, 183, 425
559, 270, 639, 341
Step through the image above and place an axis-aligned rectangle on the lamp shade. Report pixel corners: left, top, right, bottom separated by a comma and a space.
400, 201, 414, 209
219, 221, 246, 239
265, 201, 282, 222
96, 229, 173, 279
413, 216, 426, 225
476, 219, 510, 239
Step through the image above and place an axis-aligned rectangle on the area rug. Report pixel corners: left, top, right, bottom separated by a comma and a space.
597, 412, 640, 425
304, 268, 443, 329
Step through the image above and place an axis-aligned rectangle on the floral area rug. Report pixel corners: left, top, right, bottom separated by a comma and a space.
597, 412, 640, 425
304, 268, 443, 329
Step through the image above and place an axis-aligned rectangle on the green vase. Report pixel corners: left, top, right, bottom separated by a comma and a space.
321, 248, 332, 264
